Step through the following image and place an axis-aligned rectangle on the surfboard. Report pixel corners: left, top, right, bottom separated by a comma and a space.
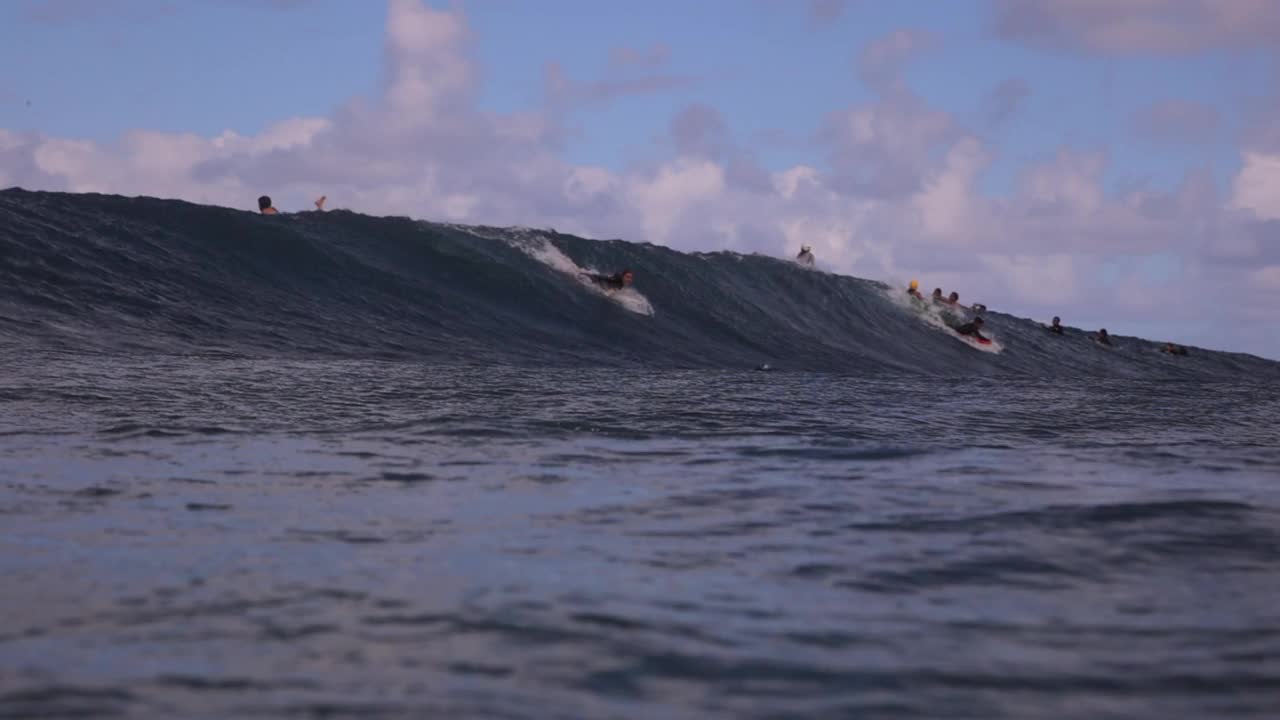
951, 330, 991, 348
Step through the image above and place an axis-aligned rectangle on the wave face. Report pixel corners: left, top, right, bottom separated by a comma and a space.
2, 188, 1277, 378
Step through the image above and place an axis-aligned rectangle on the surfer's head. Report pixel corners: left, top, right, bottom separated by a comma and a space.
619, 269, 634, 286
909, 279, 919, 291
258, 195, 273, 212
948, 291, 959, 303
932, 288, 942, 298
1052, 316, 1061, 325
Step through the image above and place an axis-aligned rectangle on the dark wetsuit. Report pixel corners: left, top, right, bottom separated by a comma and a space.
586, 273, 628, 290
954, 322, 987, 341
1095, 335, 1112, 346
796, 252, 815, 266
1047, 324, 1064, 335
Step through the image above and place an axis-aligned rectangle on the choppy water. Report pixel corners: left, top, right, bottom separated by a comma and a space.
3, 358, 1279, 719
4, 189, 1279, 717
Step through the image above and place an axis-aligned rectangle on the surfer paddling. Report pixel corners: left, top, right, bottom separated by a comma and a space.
583, 269, 635, 290
257, 194, 327, 214
953, 317, 989, 343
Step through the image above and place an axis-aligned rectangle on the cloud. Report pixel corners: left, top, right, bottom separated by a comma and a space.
982, 77, 1031, 128
670, 104, 728, 158
627, 159, 726, 244
542, 39, 695, 109
545, 63, 697, 108
1253, 264, 1280, 292
913, 136, 991, 240
819, 91, 957, 199
1232, 152, 1280, 220
993, 0, 1280, 54
809, 0, 849, 22
1132, 100, 1219, 143
383, 0, 474, 118
802, 30, 958, 200
545, 41, 696, 110
856, 29, 938, 92
979, 254, 1080, 306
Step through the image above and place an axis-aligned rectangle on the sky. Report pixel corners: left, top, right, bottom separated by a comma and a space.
1, 0, 1278, 359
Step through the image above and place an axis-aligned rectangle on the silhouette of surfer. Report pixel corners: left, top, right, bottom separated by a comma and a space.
584, 269, 634, 290
258, 194, 326, 214
953, 317, 988, 342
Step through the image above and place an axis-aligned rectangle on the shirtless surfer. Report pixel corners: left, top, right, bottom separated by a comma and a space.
258, 194, 327, 214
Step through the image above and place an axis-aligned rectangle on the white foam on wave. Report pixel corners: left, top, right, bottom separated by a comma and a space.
883, 286, 1004, 354
457, 225, 655, 317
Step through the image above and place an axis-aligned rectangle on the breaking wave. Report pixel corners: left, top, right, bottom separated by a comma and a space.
2, 188, 1276, 378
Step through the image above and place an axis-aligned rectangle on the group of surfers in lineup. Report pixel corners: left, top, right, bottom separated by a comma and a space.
901, 277, 1188, 355
254, 196, 1187, 356
800, 244, 1190, 356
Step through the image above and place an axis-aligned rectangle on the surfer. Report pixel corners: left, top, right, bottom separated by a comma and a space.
946, 291, 961, 306
584, 269, 635, 290
1163, 342, 1188, 356
1095, 328, 1112, 346
954, 317, 988, 342
257, 194, 327, 215
796, 245, 815, 266
1046, 316, 1064, 335
931, 288, 944, 303
907, 279, 923, 299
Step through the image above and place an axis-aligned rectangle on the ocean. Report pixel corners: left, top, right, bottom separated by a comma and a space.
2, 189, 1279, 719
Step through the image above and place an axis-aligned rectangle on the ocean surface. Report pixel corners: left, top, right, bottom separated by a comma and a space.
3, 190, 1280, 719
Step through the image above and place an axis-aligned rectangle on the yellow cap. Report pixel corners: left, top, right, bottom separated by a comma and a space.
909, 279, 919, 290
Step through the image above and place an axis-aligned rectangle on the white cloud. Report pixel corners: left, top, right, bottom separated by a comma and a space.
1232, 152, 1280, 220
979, 253, 1080, 306
1019, 148, 1106, 216
627, 159, 725, 243
773, 166, 821, 200
383, 0, 473, 118
914, 136, 989, 240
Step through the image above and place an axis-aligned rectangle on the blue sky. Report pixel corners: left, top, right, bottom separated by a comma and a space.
1, 0, 1278, 358
1, 0, 1260, 189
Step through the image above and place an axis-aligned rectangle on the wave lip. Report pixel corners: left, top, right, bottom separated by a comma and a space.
3, 188, 1279, 378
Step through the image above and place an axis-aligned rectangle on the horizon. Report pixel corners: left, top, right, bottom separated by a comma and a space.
2, 0, 1278, 359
